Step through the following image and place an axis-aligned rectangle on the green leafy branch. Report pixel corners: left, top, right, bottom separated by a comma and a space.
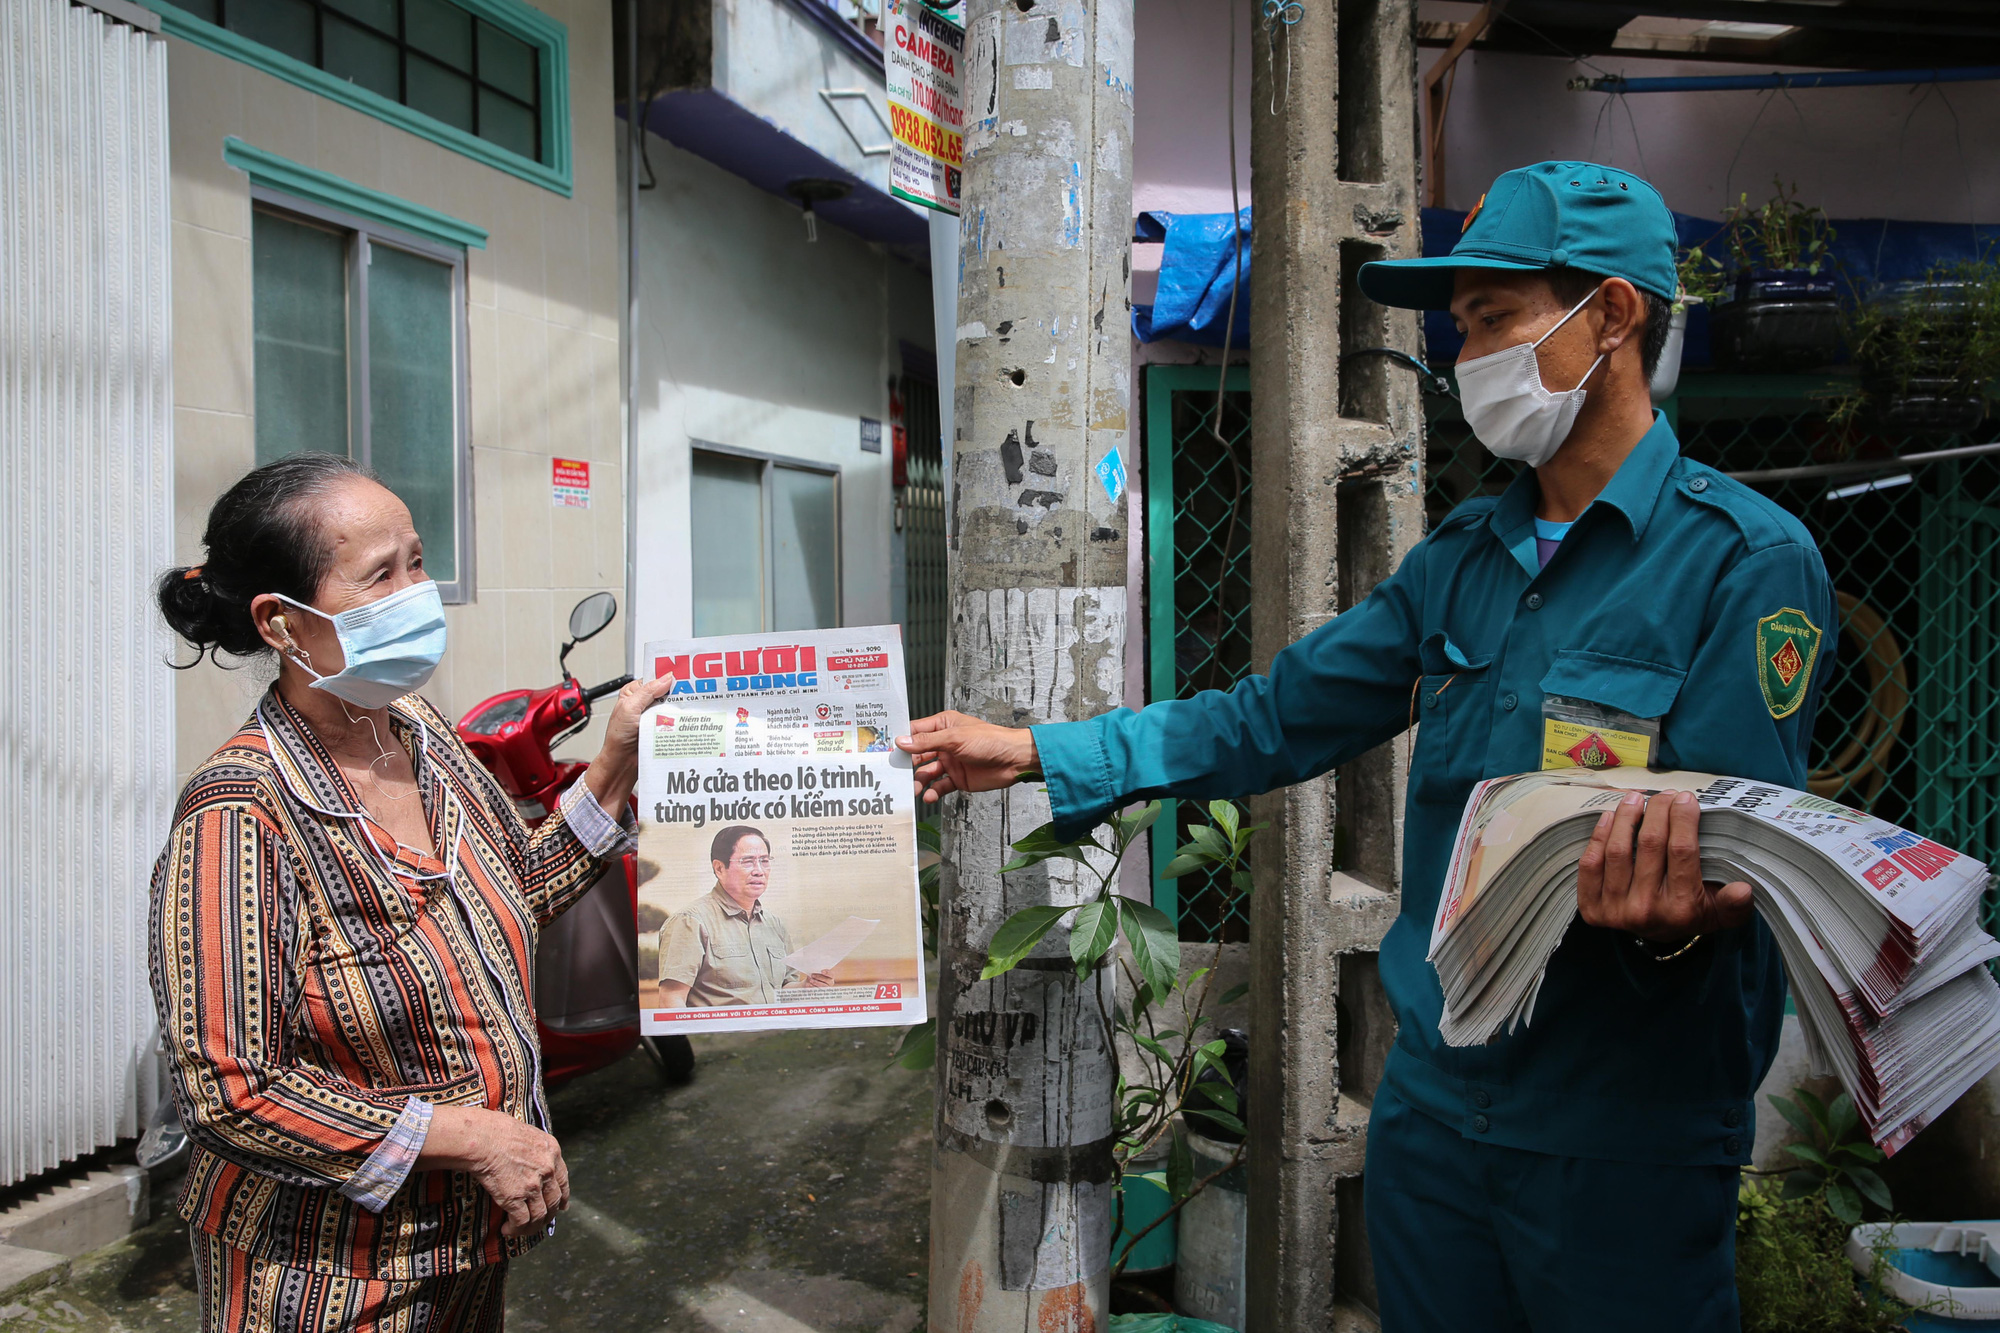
1723, 178, 1838, 276
983, 802, 1178, 993
889, 799, 1264, 1278
1082, 800, 1261, 1276
1676, 240, 1728, 308
1761, 1087, 1891, 1226
1737, 1086, 1920, 1331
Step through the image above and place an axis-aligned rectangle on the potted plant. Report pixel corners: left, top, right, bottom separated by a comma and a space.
1844, 258, 2000, 435
1735, 1086, 1917, 1331
1710, 179, 1843, 373
1655, 242, 1729, 399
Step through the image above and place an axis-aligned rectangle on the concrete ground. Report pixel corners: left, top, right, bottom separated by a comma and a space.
0, 1029, 933, 1332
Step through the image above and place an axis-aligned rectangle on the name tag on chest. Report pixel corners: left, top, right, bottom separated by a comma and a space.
1540, 693, 1658, 771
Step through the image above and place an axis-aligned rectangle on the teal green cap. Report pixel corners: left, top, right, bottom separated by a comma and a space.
1359, 161, 1678, 311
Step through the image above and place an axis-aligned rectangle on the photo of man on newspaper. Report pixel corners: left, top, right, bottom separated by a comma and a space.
655, 824, 835, 1008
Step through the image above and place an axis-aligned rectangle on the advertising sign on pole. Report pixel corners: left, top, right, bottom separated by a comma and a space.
885, 0, 964, 215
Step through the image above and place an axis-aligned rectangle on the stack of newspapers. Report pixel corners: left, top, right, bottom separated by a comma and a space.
1430, 769, 2000, 1153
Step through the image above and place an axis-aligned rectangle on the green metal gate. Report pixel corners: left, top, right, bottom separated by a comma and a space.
1145, 364, 1254, 942
1148, 364, 2000, 937
1918, 484, 2000, 899
901, 373, 947, 720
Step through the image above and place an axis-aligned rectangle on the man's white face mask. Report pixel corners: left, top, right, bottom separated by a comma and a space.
1455, 283, 1605, 468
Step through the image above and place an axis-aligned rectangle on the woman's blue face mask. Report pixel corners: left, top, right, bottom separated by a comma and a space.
273, 581, 447, 709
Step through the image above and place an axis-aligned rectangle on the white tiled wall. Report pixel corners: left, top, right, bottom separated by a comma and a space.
164, 0, 627, 783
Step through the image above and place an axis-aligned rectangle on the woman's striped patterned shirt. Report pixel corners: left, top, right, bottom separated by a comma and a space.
149, 689, 631, 1280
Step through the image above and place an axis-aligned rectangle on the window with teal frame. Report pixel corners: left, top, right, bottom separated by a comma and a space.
1145, 363, 1254, 943
251, 189, 474, 602
142, 0, 571, 196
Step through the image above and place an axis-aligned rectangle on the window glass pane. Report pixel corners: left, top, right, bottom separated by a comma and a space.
367, 244, 459, 585
323, 13, 399, 99
407, 55, 473, 132
476, 87, 535, 159
176, 0, 218, 24
252, 210, 349, 465
405, 0, 471, 69
229, 0, 316, 66
218, 0, 545, 167
323, 0, 395, 35
476, 20, 533, 100
771, 467, 838, 630
692, 454, 766, 637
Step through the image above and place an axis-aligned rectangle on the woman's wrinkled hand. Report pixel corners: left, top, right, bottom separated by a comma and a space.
585, 673, 675, 817
599, 673, 677, 765
418, 1105, 570, 1238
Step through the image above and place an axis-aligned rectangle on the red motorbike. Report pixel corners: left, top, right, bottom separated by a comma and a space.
456, 592, 692, 1090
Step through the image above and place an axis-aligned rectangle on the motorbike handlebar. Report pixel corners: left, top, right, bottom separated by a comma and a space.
583, 675, 635, 704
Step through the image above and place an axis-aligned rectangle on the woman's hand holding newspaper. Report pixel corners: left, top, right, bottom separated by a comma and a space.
1576, 789, 1755, 942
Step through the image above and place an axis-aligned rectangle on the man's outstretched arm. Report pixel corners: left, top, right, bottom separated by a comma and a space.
897, 553, 1430, 837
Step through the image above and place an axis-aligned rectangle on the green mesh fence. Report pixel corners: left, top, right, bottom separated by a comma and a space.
1150, 364, 2000, 940
1146, 364, 1254, 943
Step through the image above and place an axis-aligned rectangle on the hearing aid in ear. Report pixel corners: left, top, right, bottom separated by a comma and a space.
271, 614, 291, 639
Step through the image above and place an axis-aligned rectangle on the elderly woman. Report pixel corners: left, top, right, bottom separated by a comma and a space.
150, 453, 670, 1331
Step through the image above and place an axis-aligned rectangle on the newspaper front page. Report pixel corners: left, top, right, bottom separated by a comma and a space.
636, 627, 926, 1035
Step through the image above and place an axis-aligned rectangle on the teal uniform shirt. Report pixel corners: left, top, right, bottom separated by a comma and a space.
1032, 413, 1835, 1167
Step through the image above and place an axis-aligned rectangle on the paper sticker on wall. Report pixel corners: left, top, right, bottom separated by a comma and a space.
552, 457, 590, 509
1095, 448, 1126, 505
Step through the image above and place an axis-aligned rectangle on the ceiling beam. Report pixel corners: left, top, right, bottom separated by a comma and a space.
1423, 0, 1510, 208
1592, 1, 2000, 40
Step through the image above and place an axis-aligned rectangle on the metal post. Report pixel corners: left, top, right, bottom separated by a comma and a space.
624, 0, 641, 669
1245, 0, 1425, 1327
926, 0, 1135, 1327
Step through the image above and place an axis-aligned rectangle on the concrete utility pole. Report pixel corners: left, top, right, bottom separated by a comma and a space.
927, 0, 1134, 1327
1244, 1, 1424, 1329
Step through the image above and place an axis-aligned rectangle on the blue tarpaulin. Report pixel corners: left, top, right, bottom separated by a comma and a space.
1131, 208, 1252, 347
1136, 203, 1993, 366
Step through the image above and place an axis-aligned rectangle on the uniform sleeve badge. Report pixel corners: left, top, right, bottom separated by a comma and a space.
1756, 607, 1823, 720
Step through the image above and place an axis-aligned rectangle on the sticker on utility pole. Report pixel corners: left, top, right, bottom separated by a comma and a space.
552, 457, 591, 509
1095, 448, 1127, 505
885, 0, 964, 215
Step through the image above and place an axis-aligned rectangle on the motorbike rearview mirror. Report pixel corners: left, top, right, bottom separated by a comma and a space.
559, 592, 619, 678
569, 592, 617, 643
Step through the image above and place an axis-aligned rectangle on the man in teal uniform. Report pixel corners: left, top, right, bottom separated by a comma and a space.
898, 162, 1834, 1330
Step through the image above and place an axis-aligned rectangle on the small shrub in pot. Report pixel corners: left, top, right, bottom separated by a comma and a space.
1841, 259, 2000, 435
1710, 180, 1844, 374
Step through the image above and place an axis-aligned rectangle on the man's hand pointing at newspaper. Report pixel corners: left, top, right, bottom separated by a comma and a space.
895, 712, 1040, 803
1577, 788, 1755, 943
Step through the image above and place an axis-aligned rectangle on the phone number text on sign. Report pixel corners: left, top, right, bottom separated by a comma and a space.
552, 457, 590, 509
885, 0, 964, 215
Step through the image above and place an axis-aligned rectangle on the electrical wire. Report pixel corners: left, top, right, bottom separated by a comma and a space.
1207, 0, 1248, 698
1214, 0, 1243, 446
